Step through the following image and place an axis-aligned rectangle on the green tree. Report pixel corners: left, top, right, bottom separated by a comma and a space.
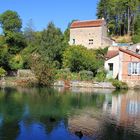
9, 54, 23, 70
0, 36, 9, 70
0, 10, 22, 33
29, 54, 55, 86
0, 10, 26, 55
38, 22, 66, 68
0, 67, 7, 77
63, 45, 99, 73
132, 14, 140, 43
97, 0, 140, 36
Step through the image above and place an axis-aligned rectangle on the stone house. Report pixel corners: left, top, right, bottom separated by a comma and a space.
105, 44, 140, 87
69, 19, 112, 49
119, 47, 140, 85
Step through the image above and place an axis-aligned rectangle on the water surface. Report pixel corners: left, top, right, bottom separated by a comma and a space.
0, 87, 140, 140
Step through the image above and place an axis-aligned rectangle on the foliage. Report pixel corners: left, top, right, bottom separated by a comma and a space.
38, 22, 67, 68
29, 54, 56, 86
97, 0, 140, 36
132, 15, 140, 43
112, 80, 128, 89
21, 31, 42, 68
95, 68, 107, 82
79, 70, 93, 81
0, 10, 26, 55
5, 31, 26, 54
0, 44, 9, 70
55, 69, 72, 80
0, 67, 7, 77
0, 10, 22, 33
9, 54, 23, 70
63, 45, 99, 73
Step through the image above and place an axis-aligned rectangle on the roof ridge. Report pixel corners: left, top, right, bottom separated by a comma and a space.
73, 19, 104, 23
119, 48, 140, 59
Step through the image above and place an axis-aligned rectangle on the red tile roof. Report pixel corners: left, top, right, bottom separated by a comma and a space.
119, 48, 140, 59
70, 19, 105, 29
106, 50, 119, 60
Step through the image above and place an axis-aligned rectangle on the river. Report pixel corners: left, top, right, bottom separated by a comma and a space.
0, 87, 140, 140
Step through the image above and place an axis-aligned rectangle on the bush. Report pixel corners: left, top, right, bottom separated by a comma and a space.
95, 69, 106, 82
55, 69, 80, 81
9, 54, 23, 70
29, 54, 55, 86
112, 80, 128, 89
63, 45, 99, 73
79, 70, 93, 81
0, 67, 7, 77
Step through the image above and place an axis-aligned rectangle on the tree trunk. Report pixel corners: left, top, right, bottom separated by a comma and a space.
128, 6, 130, 35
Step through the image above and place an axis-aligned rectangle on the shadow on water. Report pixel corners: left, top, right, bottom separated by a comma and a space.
0, 87, 140, 140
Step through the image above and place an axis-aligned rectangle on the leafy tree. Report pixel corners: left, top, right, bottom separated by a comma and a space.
29, 54, 55, 86
97, 0, 140, 36
63, 45, 99, 73
0, 36, 9, 70
0, 67, 7, 77
23, 19, 36, 43
0, 10, 26, 55
9, 54, 23, 70
132, 14, 140, 43
38, 22, 66, 68
0, 10, 22, 33
22, 20, 41, 68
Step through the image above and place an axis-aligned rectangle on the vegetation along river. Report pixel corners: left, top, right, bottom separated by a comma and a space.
0, 87, 140, 140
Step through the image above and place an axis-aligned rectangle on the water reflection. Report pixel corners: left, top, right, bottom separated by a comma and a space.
0, 87, 140, 140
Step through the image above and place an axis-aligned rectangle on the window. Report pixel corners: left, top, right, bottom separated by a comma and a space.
72, 39, 75, 45
108, 63, 113, 71
128, 62, 140, 75
89, 39, 93, 45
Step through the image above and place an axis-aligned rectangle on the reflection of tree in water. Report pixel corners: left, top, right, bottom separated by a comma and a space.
40, 116, 68, 133
0, 88, 24, 140
0, 121, 19, 140
0, 87, 106, 140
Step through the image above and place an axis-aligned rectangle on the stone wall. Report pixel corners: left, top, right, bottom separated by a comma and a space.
54, 80, 115, 89
17, 69, 35, 78
70, 26, 102, 49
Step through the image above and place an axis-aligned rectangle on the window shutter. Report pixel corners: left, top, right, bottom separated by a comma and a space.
128, 62, 131, 75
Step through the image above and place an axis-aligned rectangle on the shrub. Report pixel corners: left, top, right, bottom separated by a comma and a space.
29, 54, 55, 86
95, 69, 106, 82
112, 80, 128, 89
0, 67, 7, 77
9, 54, 23, 70
79, 70, 93, 81
55, 69, 80, 81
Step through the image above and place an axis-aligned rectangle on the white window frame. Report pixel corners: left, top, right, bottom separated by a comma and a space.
128, 62, 140, 75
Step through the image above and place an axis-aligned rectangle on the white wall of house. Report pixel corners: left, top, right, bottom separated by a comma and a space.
104, 55, 119, 79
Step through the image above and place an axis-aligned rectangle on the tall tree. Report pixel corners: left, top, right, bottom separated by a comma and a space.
38, 22, 66, 68
0, 10, 26, 54
0, 10, 22, 33
97, 0, 140, 36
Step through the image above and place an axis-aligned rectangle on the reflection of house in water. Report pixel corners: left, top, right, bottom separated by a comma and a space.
103, 91, 140, 126
68, 111, 100, 137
